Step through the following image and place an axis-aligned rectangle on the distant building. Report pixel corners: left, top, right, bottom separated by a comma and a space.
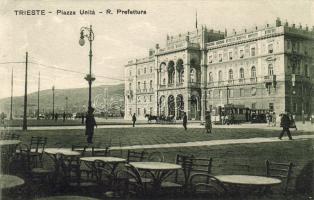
125, 18, 314, 121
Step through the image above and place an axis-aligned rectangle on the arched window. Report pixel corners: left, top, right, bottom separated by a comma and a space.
218, 70, 223, 82
137, 82, 141, 89
228, 69, 233, 80
208, 72, 213, 82
143, 81, 146, 89
190, 68, 196, 82
239, 68, 245, 79
268, 64, 273, 75
251, 66, 256, 78
129, 82, 132, 90
179, 70, 184, 83
149, 80, 153, 89
305, 64, 308, 77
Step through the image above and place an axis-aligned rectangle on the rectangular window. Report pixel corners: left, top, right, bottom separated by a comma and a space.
268, 44, 273, 53
240, 88, 244, 97
240, 49, 244, 58
252, 103, 256, 109
150, 95, 152, 102
251, 47, 256, 56
229, 52, 233, 60
218, 54, 222, 62
137, 108, 140, 116
269, 103, 274, 111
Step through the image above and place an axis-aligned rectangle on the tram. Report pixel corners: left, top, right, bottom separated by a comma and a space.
211, 104, 249, 124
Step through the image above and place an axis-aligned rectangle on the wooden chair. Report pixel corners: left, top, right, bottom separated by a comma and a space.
123, 164, 152, 197
161, 154, 193, 193
265, 160, 293, 194
146, 151, 164, 162
126, 150, 146, 163
18, 136, 47, 169
92, 147, 110, 157
190, 173, 228, 197
190, 157, 213, 175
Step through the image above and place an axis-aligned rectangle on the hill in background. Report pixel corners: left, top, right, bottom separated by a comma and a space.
0, 83, 124, 117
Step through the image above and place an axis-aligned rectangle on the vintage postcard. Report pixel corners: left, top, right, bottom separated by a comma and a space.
0, 0, 313, 199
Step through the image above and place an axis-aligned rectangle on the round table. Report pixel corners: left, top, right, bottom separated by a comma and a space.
34, 195, 101, 200
44, 148, 81, 156
129, 162, 181, 171
0, 140, 21, 146
0, 174, 24, 189
80, 156, 125, 163
215, 175, 282, 186
129, 162, 181, 191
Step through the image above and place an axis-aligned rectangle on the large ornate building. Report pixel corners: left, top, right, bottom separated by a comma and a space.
124, 18, 314, 121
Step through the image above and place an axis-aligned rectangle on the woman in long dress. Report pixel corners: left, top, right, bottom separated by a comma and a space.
205, 111, 212, 134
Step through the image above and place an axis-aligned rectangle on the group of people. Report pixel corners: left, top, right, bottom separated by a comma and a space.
266, 112, 277, 127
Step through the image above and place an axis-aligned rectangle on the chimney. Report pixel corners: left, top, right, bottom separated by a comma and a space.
185, 35, 189, 42
155, 43, 159, 49
292, 24, 296, 28
244, 29, 247, 33
276, 17, 281, 27
255, 26, 258, 30
266, 24, 269, 28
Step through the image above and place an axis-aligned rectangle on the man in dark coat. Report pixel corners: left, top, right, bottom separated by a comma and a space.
279, 112, 292, 140
132, 113, 136, 127
183, 112, 187, 130
85, 107, 97, 144
205, 111, 212, 134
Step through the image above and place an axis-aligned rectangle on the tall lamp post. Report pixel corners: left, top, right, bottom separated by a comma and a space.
79, 25, 95, 114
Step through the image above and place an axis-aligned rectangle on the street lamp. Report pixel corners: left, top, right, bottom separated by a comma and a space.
79, 25, 95, 113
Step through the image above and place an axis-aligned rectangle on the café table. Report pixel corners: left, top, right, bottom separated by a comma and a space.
34, 195, 101, 200
0, 140, 21, 173
0, 174, 24, 189
215, 175, 281, 195
129, 161, 181, 191
44, 148, 81, 183
215, 175, 282, 186
80, 156, 126, 186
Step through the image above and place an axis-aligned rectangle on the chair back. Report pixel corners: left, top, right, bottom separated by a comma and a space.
127, 150, 145, 163
30, 136, 47, 153
190, 173, 228, 196
190, 157, 213, 174
265, 160, 293, 193
147, 151, 164, 162
71, 145, 88, 156
174, 154, 193, 184
92, 147, 110, 156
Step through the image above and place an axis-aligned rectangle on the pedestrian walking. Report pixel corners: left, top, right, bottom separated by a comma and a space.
183, 112, 187, 130
289, 114, 297, 131
63, 112, 66, 122
81, 114, 85, 124
272, 112, 276, 127
132, 113, 137, 127
279, 112, 292, 140
85, 107, 97, 144
205, 111, 212, 134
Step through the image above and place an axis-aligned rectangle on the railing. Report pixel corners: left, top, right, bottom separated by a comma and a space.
238, 78, 245, 84
250, 77, 257, 83
189, 82, 201, 88
227, 80, 234, 85
264, 75, 276, 83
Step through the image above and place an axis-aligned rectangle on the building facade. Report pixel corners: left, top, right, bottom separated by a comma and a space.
125, 18, 314, 121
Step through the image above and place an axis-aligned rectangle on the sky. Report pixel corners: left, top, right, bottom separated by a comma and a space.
0, 0, 313, 99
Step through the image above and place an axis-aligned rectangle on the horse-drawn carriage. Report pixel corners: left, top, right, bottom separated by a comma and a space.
145, 114, 176, 124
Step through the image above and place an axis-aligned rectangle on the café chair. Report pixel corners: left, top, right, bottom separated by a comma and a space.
190, 157, 213, 175
126, 150, 146, 163
18, 136, 47, 168
160, 154, 193, 193
189, 173, 228, 197
122, 164, 152, 197
146, 151, 164, 162
92, 146, 110, 157
265, 160, 293, 194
